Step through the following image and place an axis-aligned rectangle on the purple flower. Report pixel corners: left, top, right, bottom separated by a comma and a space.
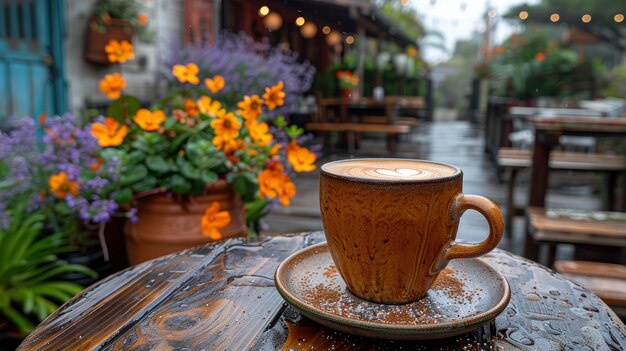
163, 32, 316, 117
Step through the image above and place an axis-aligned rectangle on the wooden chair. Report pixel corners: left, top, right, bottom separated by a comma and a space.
497, 147, 626, 236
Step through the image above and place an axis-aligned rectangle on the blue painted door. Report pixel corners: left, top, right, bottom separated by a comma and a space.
0, 0, 66, 122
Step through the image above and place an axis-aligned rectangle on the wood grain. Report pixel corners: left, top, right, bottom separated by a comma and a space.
18, 231, 626, 351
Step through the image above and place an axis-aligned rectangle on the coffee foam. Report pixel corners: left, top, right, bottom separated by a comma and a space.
323, 159, 458, 181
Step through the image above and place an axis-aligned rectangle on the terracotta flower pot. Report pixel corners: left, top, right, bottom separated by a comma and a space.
341, 89, 353, 99
124, 180, 248, 265
84, 16, 134, 64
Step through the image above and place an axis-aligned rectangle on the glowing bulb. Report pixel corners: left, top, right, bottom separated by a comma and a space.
615, 14, 624, 23
519, 11, 528, 20
295, 16, 305, 26
258, 6, 269, 17
345, 36, 355, 45
326, 31, 341, 46
581, 14, 591, 23
263, 12, 282, 31
550, 13, 560, 22
300, 22, 317, 39
322, 26, 331, 34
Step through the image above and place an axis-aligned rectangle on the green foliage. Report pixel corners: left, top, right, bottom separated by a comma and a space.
91, 0, 153, 42
379, 2, 425, 42
488, 33, 590, 100
599, 66, 626, 98
314, 55, 426, 98
0, 202, 95, 334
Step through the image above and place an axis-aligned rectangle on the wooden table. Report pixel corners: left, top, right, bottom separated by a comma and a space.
316, 96, 424, 124
19, 232, 626, 350
525, 117, 626, 260
311, 97, 423, 153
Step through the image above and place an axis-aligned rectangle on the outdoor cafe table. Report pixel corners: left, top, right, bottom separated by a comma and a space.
19, 232, 626, 350
525, 117, 626, 260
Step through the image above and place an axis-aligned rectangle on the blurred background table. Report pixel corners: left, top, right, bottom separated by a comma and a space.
19, 232, 626, 350
524, 117, 626, 262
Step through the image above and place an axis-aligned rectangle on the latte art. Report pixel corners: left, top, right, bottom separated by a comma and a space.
323, 159, 458, 181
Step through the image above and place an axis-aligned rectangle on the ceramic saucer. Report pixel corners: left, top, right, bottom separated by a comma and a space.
275, 242, 510, 340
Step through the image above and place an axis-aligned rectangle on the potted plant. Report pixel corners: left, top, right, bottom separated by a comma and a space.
336, 70, 359, 99
0, 198, 95, 342
84, 0, 150, 64
0, 115, 121, 284
95, 40, 318, 264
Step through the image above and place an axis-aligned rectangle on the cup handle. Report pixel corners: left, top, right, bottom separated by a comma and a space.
444, 194, 504, 261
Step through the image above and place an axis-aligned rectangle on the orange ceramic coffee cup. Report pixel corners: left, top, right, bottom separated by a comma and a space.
320, 158, 504, 304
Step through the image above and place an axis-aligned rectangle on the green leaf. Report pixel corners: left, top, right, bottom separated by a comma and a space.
168, 133, 191, 153
120, 165, 148, 186
274, 116, 287, 129
132, 177, 159, 193
146, 155, 169, 173
201, 170, 218, 184
115, 188, 133, 205
106, 95, 141, 122
169, 175, 191, 194
286, 125, 304, 138
181, 162, 200, 180
245, 198, 270, 222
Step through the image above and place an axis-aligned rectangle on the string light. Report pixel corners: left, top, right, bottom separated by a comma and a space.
322, 26, 331, 34
519, 11, 528, 20
295, 16, 305, 26
615, 14, 624, 23
581, 14, 591, 23
258, 6, 269, 17
345, 36, 355, 45
550, 13, 560, 22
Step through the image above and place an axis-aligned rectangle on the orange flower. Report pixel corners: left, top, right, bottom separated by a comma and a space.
286, 141, 316, 172
172, 63, 200, 85
184, 99, 200, 117
99, 73, 126, 100
258, 166, 296, 206
210, 111, 240, 141
534, 52, 546, 62
201, 202, 231, 240
212, 134, 238, 151
246, 120, 273, 147
237, 95, 263, 121
133, 109, 166, 131
197, 96, 222, 117
104, 39, 134, 63
89, 157, 104, 172
263, 81, 285, 110
38, 112, 47, 126
204, 75, 225, 94
91, 117, 128, 147
48, 172, 80, 199
495, 46, 505, 55
406, 46, 418, 58
138, 13, 149, 26
270, 144, 281, 156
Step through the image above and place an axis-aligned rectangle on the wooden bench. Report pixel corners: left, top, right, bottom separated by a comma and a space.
526, 207, 626, 266
497, 148, 626, 236
554, 260, 626, 314
306, 122, 410, 154
361, 116, 419, 129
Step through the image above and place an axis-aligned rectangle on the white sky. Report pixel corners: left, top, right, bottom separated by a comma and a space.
409, 0, 540, 63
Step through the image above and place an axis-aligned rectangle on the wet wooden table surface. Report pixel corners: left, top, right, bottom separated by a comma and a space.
19, 232, 626, 350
